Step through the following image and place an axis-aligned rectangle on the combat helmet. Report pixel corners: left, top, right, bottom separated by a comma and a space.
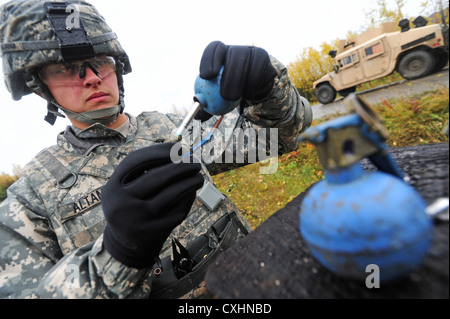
0, 0, 132, 125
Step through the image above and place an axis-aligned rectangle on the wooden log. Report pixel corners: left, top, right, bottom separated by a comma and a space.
205, 143, 449, 299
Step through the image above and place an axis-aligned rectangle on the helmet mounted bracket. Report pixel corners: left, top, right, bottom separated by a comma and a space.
44, 2, 95, 61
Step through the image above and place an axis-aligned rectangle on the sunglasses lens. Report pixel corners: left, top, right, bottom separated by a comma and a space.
39, 56, 116, 86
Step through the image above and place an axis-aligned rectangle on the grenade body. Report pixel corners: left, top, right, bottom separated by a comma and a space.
300, 163, 433, 282
194, 67, 241, 116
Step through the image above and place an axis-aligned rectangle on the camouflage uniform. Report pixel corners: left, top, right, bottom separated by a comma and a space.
0, 0, 312, 299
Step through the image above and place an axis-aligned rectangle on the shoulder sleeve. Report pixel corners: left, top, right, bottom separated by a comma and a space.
197, 56, 312, 176
0, 176, 61, 298
240, 56, 312, 153
36, 235, 152, 299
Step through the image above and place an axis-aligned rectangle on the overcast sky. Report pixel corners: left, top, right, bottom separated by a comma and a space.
0, 0, 427, 174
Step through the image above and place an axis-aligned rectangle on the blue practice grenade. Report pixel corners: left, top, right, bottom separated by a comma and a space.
194, 67, 241, 116
173, 67, 241, 141
299, 94, 433, 282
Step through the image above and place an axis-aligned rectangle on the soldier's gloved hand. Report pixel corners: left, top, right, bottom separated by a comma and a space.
102, 143, 204, 269
199, 41, 278, 102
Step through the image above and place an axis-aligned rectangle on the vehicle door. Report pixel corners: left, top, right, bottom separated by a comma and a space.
361, 39, 390, 79
337, 51, 364, 87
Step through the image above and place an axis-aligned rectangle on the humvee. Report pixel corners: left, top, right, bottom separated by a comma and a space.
313, 16, 449, 104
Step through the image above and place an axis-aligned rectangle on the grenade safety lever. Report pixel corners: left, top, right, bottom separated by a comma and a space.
300, 94, 404, 179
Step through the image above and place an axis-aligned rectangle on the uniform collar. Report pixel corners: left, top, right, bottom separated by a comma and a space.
57, 113, 138, 155
71, 115, 132, 139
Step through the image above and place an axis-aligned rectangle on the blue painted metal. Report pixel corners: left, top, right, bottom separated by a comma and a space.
194, 67, 241, 116
299, 103, 433, 282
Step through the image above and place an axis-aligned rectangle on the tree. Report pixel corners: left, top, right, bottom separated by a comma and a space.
424, 0, 449, 25
169, 104, 189, 116
0, 172, 19, 202
287, 40, 340, 102
365, 0, 449, 28
365, 0, 407, 26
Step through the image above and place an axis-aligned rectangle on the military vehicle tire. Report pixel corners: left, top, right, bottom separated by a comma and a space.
338, 86, 357, 97
432, 52, 449, 73
398, 50, 436, 80
316, 84, 336, 104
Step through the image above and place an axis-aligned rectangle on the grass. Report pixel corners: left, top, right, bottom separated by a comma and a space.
212, 143, 322, 227
356, 72, 403, 93
212, 88, 449, 229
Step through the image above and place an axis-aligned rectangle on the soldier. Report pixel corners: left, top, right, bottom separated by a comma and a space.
0, 0, 312, 298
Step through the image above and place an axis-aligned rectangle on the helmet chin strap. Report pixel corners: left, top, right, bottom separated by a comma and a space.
44, 98, 123, 126
55, 102, 122, 126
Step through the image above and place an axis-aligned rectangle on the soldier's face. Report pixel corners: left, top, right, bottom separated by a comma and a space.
44, 62, 120, 121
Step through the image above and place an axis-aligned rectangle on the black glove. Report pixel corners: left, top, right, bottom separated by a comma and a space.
199, 41, 277, 102
102, 143, 204, 269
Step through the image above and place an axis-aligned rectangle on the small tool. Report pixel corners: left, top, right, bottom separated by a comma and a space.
426, 197, 449, 222
172, 238, 196, 279
173, 67, 240, 141
175, 102, 202, 140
